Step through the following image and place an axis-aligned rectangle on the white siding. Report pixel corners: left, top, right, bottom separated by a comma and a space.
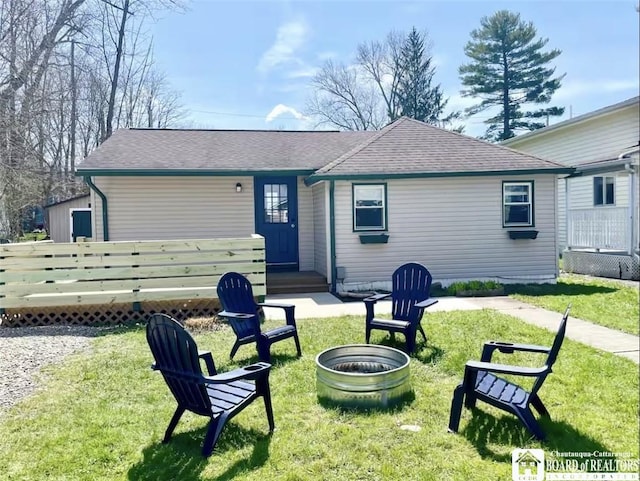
506, 105, 639, 166
507, 103, 639, 251
92, 176, 255, 241
46, 196, 91, 243
334, 176, 557, 288
297, 177, 314, 271
312, 183, 327, 276
90, 175, 316, 270
568, 174, 629, 210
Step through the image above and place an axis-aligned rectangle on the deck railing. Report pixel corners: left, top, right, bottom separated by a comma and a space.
0, 235, 265, 312
567, 207, 630, 251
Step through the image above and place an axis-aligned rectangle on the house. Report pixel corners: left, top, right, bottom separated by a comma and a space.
502, 97, 639, 280
44, 194, 92, 243
75, 117, 571, 293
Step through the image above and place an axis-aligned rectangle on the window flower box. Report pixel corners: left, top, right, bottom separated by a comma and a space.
508, 230, 539, 240
359, 234, 389, 244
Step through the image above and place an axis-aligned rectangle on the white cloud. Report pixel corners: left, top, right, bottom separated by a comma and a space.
265, 104, 309, 123
286, 66, 319, 79
258, 20, 309, 74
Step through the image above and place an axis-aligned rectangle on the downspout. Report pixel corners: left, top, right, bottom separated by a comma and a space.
329, 180, 337, 294
84, 176, 109, 241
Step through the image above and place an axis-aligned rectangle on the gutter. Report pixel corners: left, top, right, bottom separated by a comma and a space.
329, 181, 337, 294
84, 176, 109, 241
305, 167, 574, 186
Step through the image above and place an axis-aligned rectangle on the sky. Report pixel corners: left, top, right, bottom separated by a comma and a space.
149, 0, 640, 136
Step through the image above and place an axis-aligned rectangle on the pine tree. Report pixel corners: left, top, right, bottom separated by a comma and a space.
397, 27, 447, 125
459, 10, 565, 141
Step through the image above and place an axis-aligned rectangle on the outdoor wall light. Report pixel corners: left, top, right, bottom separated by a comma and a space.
236, 182, 242, 193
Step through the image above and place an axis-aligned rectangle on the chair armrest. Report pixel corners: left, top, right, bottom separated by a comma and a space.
415, 298, 438, 309
465, 360, 548, 377
258, 303, 297, 326
204, 362, 272, 383
363, 293, 391, 303
480, 340, 551, 361
258, 302, 295, 310
218, 310, 255, 320
198, 350, 216, 376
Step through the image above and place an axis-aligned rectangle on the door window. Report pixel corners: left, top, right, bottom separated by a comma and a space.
264, 184, 289, 223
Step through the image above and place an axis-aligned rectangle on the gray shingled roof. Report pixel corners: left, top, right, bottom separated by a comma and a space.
77, 128, 375, 172
77, 118, 568, 177
309, 117, 566, 180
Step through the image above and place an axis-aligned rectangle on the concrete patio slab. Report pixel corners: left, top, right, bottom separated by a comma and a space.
263, 293, 640, 364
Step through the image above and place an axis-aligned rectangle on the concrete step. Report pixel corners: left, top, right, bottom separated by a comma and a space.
266, 271, 328, 295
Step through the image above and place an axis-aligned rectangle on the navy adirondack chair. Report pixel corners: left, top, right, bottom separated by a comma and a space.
448, 306, 570, 441
364, 262, 438, 354
216, 272, 302, 362
146, 313, 275, 457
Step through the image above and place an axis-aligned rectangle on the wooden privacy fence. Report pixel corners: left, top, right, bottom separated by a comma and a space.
0, 235, 265, 327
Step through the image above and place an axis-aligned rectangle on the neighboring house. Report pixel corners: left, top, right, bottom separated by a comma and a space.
75, 117, 571, 292
502, 97, 639, 280
44, 194, 92, 243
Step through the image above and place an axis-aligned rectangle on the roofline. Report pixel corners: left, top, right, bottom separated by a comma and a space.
126, 127, 343, 133
567, 158, 638, 178
43, 193, 91, 208
502, 96, 640, 146
304, 167, 574, 185
75, 168, 316, 177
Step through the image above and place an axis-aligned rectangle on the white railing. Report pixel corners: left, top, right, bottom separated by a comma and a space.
567, 207, 630, 251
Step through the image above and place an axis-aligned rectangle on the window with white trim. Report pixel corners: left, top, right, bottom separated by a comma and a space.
503, 181, 533, 227
594, 176, 615, 206
353, 184, 386, 231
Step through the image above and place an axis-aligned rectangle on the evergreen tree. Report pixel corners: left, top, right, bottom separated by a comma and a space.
397, 27, 447, 125
459, 10, 565, 141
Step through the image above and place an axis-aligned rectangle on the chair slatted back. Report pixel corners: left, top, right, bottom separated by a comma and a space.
391, 263, 433, 323
217, 272, 260, 339
146, 313, 212, 416
531, 305, 570, 397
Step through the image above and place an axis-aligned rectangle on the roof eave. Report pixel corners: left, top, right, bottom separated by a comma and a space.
566, 159, 638, 178
305, 167, 574, 185
75, 168, 316, 177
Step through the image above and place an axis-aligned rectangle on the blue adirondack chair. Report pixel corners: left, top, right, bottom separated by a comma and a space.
364, 262, 438, 353
216, 272, 302, 362
448, 306, 570, 440
146, 313, 275, 457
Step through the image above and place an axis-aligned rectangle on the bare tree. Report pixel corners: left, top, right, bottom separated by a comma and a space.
307, 61, 385, 130
306, 28, 458, 131
0, 0, 186, 240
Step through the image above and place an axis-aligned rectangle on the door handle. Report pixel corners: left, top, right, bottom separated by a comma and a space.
291, 223, 296, 228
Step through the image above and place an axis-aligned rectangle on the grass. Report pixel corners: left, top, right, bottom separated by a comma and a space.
507, 275, 640, 335
0, 311, 638, 481
17, 231, 47, 242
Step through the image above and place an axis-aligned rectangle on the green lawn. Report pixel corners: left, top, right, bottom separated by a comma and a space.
0, 311, 638, 481
507, 275, 640, 335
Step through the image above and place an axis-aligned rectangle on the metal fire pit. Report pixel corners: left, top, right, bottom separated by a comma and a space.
315, 344, 411, 409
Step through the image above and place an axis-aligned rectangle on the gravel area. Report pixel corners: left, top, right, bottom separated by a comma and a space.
0, 325, 107, 416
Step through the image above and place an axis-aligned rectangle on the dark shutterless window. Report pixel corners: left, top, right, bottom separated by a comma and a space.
353, 184, 386, 231
503, 181, 533, 227
594, 176, 615, 206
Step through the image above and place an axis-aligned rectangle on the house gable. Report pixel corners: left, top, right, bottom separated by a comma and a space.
306, 117, 570, 185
